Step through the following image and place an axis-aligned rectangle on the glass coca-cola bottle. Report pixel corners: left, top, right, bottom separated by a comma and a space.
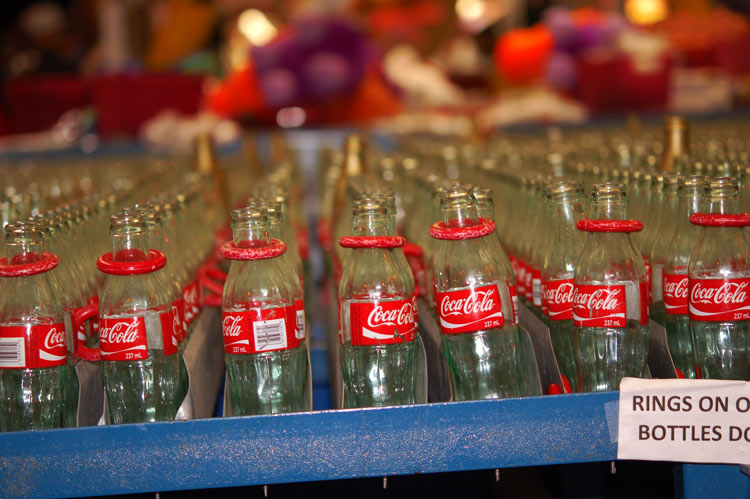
35, 216, 81, 427
0, 223, 67, 431
338, 200, 417, 407
689, 177, 750, 380
649, 174, 680, 326
573, 183, 649, 392
134, 205, 188, 403
261, 200, 307, 350
541, 180, 585, 391
99, 213, 179, 424
663, 175, 705, 379
470, 187, 519, 325
222, 207, 307, 415
432, 186, 520, 400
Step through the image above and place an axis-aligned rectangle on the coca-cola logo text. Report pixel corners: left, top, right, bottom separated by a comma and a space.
691, 281, 748, 305
573, 288, 622, 311
367, 302, 414, 328
100, 320, 141, 344
544, 282, 574, 305
440, 290, 496, 317
664, 277, 688, 299
223, 315, 243, 337
43, 327, 65, 350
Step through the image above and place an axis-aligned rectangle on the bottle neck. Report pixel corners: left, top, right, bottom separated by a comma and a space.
441, 200, 478, 228
549, 193, 585, 229
6, 237, 43, 264
590, 198, 627, 219
233, 224, 270, 247
111, 230, 149, 261
267, 217, 283, 240
708, 195, 740, 214
474, 200, 495, 221
676, 189, 703, 231
352, 212, 389, 237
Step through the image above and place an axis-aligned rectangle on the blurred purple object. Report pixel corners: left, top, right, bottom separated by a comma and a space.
259, 68, 298, 107
577, 24, 605, 52
546, 51, 577, 91
303, 52, 351, 98
252, 16, 369, 106
543, 7, 578, 52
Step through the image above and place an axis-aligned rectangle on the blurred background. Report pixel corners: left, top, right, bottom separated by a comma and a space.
0, 0, 749, 151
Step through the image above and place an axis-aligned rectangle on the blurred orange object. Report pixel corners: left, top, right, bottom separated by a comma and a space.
145, 0, 216, 69
493, 26, 554, 85
570, 8, 607, 27
648, 8, 749, 66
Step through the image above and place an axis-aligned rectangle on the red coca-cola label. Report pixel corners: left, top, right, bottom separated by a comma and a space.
171, 299, 185, 343
664, 274, 689, 315
174, 298, 186, 341
0, 323, 67, 369
544, 279, 574, 321
99, 317, 149, 361
182, 283, 196, 326
640, 281, 649, 325
294, 299, 306, 340
159, 310, 178, 356
644, 257, 652, 305
572, 284, 627, 328
688, 278, 750, 322
532, 268, 542, 307
437, 284, 504, 334
183, 281, 200, 326
349, 299, 416, 345
507, 283, 519, 325
524, 264, 533, 300
516, 261, 526, 294
222, 306, 299, 354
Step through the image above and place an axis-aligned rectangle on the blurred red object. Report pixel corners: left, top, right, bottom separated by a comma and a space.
206, 64, 265, 117
494, 26, 554, 85
716, 35, 750, 76
93, 73, 203, 137
578, 52, 671, 113
3, 74, 91, 135
2, 73, 203, 137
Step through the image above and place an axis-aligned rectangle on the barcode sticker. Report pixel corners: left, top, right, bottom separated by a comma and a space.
0, 337, 25, 368
253, 318, 287, 352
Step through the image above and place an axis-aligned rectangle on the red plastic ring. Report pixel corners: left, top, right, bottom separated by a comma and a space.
0, 253, 58, 277
402, 242, 424, 257
97, 250, 167, 275
429, 218, 496, 240
338, 236, 406, 249
577, 219, 643, 232
689, 213, 750, 227
219, 239, 286, 260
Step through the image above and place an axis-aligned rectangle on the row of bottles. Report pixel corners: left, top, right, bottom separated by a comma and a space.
321, 117, 750, 403
0, 136, 253, 431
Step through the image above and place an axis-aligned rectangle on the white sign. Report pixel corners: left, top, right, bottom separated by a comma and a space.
618, 377, 750, 465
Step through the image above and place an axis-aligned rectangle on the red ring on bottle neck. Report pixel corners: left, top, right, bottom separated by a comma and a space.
0, 252, 58, 277
338, 236, 406, 249
429, 218, 496, 240
402, 242, 423, 257
689, 213, 750, 227
576, 219, 643, 233
97, 249, 167, 275
219, 239, 286, 260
